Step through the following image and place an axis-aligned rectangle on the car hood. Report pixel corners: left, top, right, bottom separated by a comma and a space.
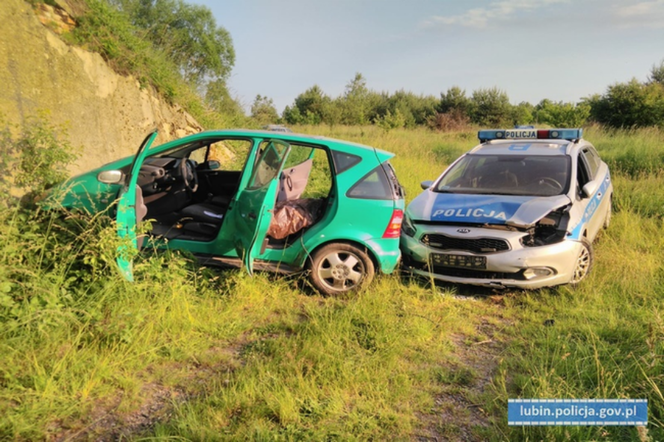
407, 190, 572, 229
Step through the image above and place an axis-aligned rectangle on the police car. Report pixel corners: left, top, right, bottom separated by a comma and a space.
400, 128, 612, 289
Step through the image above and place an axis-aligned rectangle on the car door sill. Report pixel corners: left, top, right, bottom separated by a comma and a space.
193, 254, 301, 274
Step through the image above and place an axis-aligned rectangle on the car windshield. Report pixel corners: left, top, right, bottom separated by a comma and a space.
434, 154, 571, 196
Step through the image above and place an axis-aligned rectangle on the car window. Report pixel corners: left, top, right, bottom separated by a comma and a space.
576, 153, 592, 198
279, 143, 333, 199
154, 138, 253, 172
347, 164, 393, 200
434, 154, 571, 196
332, 151, 362, 174
581, 147, 600, 179
249, 141, 289, 189
189, 146, 207, 163
212, 139, 253, 171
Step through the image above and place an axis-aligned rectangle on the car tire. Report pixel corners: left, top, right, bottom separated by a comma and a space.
603, 199, 612, 229
570, 238, 594, 285
308, 243, 375, 296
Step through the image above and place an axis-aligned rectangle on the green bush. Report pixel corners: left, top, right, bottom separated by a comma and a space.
586, 79, 664, 128
534, 99, 590, 127
0, 113, 78, 197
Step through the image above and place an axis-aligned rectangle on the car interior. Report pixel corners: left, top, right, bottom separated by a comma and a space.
129, 138, 333, 247
438, 155, 570, 196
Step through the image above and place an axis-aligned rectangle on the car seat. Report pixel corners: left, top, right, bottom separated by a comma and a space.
178, 159, 314, 226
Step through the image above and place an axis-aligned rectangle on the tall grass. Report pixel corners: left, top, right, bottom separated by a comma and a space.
1, 123, 662, 440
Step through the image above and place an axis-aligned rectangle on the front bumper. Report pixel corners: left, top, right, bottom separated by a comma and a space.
400, 225, 582, 289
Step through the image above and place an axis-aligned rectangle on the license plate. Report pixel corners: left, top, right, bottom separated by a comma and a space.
431, 253, 486, 269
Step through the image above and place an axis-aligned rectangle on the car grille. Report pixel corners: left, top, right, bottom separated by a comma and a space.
420, 234, 510, 253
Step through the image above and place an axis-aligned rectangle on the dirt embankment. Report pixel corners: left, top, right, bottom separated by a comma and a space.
0, 0, 202, 175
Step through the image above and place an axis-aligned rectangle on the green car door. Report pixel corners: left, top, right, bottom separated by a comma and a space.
116, 131, 158, 281
229, 140, 290, 274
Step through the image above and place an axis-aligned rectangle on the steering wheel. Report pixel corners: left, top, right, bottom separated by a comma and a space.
538, 177, 563, 192
179, 159, 198, 193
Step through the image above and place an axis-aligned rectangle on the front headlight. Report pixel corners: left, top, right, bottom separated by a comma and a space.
520, 211, 568, 247
401, 213, 417, 237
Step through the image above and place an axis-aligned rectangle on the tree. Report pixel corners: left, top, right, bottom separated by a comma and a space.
648, 59, 664, 85
469, 87, 513, 126
512, 101, 534, 126
340, 73, 371, 125
205, 79, 243, 117
533, 100, 589, 127
385, 90, 437, 127
110, 0, 235, 86
250, 95, 279, 125
283, 85, 332, 125
437, 86, 471, 116
586, 79, 664, 128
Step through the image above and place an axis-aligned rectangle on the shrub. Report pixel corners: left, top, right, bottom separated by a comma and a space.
428, 109, 471, 132
0, 113, 78, 198
534, 99, 590, 127
586, 79, 664, 128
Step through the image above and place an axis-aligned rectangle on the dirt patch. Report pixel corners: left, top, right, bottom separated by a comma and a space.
53, 382, 186, 442
51, 339, 248, 441
417, 318, 508, 442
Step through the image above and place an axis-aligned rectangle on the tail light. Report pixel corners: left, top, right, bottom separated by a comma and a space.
382, 209, 403, 239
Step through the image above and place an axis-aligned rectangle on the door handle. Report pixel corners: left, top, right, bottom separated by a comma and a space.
248, 212, 257, 220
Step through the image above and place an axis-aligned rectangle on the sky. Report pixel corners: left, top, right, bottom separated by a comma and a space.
190, 0, 664, 114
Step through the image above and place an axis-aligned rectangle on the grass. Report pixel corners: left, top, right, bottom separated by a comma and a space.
1, 124, 663, 440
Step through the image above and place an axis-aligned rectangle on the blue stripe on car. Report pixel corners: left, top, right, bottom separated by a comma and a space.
568, 170, 611, 240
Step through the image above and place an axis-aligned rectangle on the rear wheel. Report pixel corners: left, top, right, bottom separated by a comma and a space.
570, 238, 594, 285
309, 243, 375, 296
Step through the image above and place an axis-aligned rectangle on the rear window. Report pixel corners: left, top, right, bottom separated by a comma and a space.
332, 151, 362, 174
347, 162, 401, 200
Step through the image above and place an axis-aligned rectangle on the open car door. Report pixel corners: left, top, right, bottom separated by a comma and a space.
232, 140, 290, 274
116, 131, 158, 281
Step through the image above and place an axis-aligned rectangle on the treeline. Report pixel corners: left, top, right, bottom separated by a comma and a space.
253, 63, 664, 130
47, 0, 664, 131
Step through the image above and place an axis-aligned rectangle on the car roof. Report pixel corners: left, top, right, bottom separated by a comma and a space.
469, 139, 573, 156
188, 129, 395, 160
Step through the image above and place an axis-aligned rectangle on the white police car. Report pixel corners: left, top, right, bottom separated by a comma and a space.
401, 128, 612, 289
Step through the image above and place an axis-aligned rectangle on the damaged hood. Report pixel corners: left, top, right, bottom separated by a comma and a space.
407, 190, 571, 228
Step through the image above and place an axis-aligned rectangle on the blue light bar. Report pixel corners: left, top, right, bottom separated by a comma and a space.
478, 128, 583, 143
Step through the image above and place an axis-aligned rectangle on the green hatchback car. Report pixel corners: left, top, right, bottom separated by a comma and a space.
54, 130, 405, 295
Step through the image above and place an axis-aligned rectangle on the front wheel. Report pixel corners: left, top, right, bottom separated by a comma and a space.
570, 238, 594, 285
308, 243, 375, 296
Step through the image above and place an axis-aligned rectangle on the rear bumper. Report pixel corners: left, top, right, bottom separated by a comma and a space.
365, 238, 401, 274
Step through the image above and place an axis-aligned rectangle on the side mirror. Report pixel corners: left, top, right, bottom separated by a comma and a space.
97, 170, 124, 184
207, 160, 221, 170
582, 180, 599, 199
420, 180, 433, 190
